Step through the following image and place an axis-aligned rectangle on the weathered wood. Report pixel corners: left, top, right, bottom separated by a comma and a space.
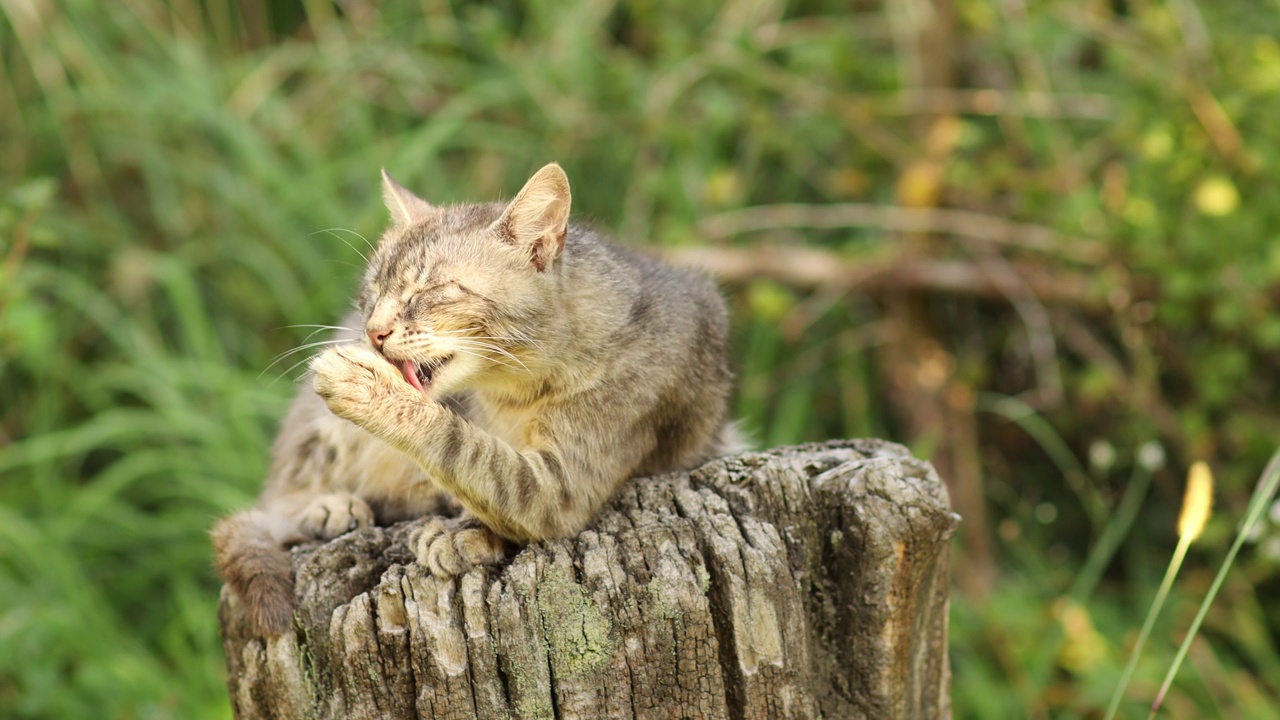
219, 439, 958, 719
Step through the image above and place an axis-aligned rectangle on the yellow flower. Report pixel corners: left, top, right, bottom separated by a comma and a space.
1194, 177, 1239, 217
1054, 599, 1107, 674
1178, 462, 1214, 542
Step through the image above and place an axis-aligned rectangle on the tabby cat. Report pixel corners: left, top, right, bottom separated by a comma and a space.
212, 163, 740, 635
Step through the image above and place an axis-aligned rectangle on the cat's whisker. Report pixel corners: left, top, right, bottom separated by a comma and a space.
450, 340, 530, 374
317, 226, 376, 253
483, 330, 544, 349
465, 337, 542, 362
404, 330, 535, 373
433, 328, 545, 352
347, 228, 376, 253
299, 327, 341, 345
470, 337, 545, 353
283, 324, 358, 333
450, 347, 524, 373
266, 338, 350, 364
453, 337, 526, 360
312, 228, 369, 263
282, 324, 358, 346
259, 339, 351, 378
430, 340, 524, 371
267, 351, 327, 387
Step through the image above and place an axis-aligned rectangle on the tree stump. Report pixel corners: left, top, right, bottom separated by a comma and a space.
218, 439, 958, 719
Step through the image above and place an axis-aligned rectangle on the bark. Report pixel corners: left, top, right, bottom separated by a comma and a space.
219, 439, 958, 719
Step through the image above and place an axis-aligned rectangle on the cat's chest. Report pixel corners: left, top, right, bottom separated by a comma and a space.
473, 402, 538, 450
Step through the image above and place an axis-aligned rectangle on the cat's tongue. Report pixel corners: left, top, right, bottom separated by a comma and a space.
399, 359, 425, 393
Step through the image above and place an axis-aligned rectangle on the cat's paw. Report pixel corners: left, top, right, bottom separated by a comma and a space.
297, 492, 375, 540
312, 343, 416, 428
411, 516, 507, 577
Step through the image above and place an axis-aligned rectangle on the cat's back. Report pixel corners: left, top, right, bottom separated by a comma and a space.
564, 225, 729, 346
555, 225, 735, 470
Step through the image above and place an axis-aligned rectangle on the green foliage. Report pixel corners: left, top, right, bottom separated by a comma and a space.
2, 0, 1279, 717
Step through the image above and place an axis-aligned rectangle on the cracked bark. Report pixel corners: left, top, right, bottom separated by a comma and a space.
219, 439, 958, 719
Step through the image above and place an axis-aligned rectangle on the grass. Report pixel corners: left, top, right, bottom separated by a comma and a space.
3, 1, 1280, 717
1106, 462, 1213, 720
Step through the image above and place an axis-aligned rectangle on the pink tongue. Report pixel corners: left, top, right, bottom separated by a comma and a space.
399, 360, 425, 393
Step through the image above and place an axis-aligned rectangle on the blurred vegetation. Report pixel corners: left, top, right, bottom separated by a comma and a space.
2, 0, 1279, 717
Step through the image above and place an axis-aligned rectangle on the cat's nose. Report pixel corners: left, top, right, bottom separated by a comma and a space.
367, 328, 393, 349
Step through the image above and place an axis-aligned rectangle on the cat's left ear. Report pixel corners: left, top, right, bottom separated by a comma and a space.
493, 163, 571, 272
381, 169, 437, 226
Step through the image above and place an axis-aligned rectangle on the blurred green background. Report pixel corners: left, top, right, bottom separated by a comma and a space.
3, 0, 1280, 717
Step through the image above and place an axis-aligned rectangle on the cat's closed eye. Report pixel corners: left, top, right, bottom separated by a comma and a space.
411, 282, 462, 307
405, 285, 482, 324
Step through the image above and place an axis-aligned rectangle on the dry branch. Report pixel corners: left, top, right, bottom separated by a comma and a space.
666, 245, 1105, 309
696, 203, 1107, 263
882, 89, 1114, 120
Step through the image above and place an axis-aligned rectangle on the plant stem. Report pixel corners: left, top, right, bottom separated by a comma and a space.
1103, 532, 1190, 720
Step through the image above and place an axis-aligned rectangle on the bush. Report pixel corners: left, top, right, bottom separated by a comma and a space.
2, 1, 1278, 716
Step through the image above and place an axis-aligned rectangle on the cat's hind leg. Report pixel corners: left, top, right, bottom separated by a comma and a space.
215, 492, 375, 636
290, 492, 375, 540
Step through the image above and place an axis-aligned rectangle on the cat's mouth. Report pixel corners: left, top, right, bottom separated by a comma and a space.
397, 356, 452, 394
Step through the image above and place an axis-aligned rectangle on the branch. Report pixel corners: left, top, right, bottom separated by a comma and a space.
882, 89, 1114, 120
667, 245, 1106, 309
696, 203, 1107, 263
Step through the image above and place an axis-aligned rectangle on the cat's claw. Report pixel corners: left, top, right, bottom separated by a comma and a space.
298, 492, 374, 540
411, 516, 507, 577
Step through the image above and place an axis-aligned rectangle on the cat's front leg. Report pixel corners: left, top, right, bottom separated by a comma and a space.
410, 512, 508, 577
311, 343, 438, 442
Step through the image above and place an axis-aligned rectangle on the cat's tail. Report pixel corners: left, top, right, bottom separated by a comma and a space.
211, 509, 295, 636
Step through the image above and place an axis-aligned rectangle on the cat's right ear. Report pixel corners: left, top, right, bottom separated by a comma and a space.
381, 169, 437, 226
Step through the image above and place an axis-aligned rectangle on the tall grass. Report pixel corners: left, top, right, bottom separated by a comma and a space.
3, 1, 1280, 718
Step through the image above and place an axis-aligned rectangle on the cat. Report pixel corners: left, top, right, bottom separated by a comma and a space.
212, 163, 741, 635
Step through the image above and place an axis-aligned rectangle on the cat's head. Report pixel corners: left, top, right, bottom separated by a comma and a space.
356, 163, 571, 398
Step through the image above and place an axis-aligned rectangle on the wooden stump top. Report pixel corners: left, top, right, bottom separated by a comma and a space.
219, 439, 958, 720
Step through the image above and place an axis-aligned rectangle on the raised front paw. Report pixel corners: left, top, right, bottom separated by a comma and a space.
297, 492, 375, 540
312, 343, 415, 428
411, 516, 508, 577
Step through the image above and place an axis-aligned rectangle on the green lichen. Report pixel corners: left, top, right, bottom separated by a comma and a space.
536, 568, 616, 680
513, 683, 553, 720
646, 577, 680, 622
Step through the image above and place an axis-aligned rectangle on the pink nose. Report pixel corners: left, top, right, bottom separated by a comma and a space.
368, 328, 392, 348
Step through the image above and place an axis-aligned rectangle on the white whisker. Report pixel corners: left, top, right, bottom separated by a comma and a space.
433, 327, 545, 352
259, 339, 350, 378
451, 339, 530, 373
270, 352, 325, 387
469, 336, 545, 353
317, 226, 375, 253
283, 324, 358, 346
450, 347, 523, 373
284, 324, 358, 333
312, 228, 369, 263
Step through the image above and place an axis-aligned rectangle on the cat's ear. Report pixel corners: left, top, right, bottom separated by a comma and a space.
381, 169, 437, 226
493, 163, 571, 272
